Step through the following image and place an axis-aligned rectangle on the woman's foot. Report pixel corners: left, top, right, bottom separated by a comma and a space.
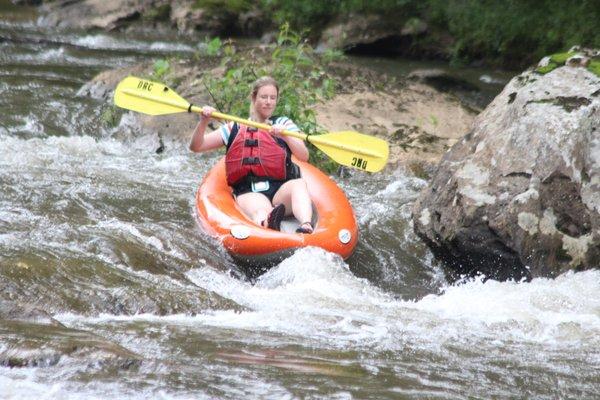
265, 204, 285, 231
295, 221, 313, 234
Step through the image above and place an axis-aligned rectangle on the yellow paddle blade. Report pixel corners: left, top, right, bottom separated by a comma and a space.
114, 76, 190, 115
309, 131, 389, 172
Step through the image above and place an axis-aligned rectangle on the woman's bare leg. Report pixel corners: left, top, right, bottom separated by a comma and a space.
235, 192, 273, 226
272, 178, 312, 224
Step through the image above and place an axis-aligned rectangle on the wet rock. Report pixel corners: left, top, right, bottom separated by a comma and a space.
39, 0, 266, 36
0, 300, 62, 326
566, 54, 590, 68
318, 14, 427, 55
169, 0, 261, 36
0, 319, 142, 369
319, 14, 395, 52
171, 1, 236, 36
412, 56, 600, 280
237, 9, 265, 36
77, 64, 149, 101
83, 60, 215, 145
170, 0, 203, 33
0, 300, 141, 369
40, 0, 149, 30
12, 0, 42, 5
407, 69, 480, 94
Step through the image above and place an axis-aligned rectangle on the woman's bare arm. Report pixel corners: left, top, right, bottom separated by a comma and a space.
189, 107, 224, 153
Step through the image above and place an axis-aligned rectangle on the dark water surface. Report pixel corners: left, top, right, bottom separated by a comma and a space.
1, 3, 599, 399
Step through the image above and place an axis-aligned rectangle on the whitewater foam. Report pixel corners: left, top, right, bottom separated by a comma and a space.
183, 250, 600, 349
73, 34, 193, 53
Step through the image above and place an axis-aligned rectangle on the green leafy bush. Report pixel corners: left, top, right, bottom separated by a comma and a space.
100, 105, 122, 128
200, 23, 343, 171
263, 0, 599, 68
205, 37, 222, 56
195, 0, 252, 13
267, 0, 420, 33
534, 51, 600, 77
143, 4, 171, 21
152, 59, 170, 80
423, 0, 599, 67
588, 60, 600, 77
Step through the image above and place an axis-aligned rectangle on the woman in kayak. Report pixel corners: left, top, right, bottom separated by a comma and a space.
190, 76, 314, 234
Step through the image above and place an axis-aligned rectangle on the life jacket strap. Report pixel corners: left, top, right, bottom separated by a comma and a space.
242, 157, 261, 165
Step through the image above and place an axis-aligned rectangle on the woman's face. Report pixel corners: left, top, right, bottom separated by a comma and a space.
253, 84, 278, 120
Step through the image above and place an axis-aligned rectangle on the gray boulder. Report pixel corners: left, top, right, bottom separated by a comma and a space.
39, 0, 154, 30
38, 0, 266, 36
318, 14, 427, 54
412, 56, 600, 280
0, 300, 141, 369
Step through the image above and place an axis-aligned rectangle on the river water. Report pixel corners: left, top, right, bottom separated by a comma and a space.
1, 3, 599, 399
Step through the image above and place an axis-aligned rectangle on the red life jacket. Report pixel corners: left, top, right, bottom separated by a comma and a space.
225, 124, 290, 186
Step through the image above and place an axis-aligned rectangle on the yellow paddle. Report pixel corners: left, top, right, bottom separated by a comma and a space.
114, 76, 389, 172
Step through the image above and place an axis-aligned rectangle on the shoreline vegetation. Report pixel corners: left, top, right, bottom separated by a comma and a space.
28, 0, 600, 70
245, 0, 600, 70
144, 0, 599, 69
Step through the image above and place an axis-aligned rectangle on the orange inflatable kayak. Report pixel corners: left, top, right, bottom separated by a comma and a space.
195, 157, 358, 271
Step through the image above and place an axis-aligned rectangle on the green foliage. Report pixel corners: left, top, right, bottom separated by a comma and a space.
550, 52, 576, 64
266, 0, 420, 33
193, 37, 228, 67
426, 0, 600, 67
268, 1, 339, 34
429, 115, 438, 127
205, 37, 222, 57
143, 4, 171, 21
263, 0, 599, 68
321, 48, 345, 65
195, 0, 251, 13
534, 51, 600, 77
588, 60, 600, 77
200, 23, 342, 171
534, 52, 571, 75
535, 62, 560, 75
100, 105, 121, 128
147, 58, 182, 88
152, 59, 170, 80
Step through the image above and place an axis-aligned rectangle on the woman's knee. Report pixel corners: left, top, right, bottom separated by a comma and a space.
285, 178, 305, 190
237, 193, 272, 220
291, 178, 309, 196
